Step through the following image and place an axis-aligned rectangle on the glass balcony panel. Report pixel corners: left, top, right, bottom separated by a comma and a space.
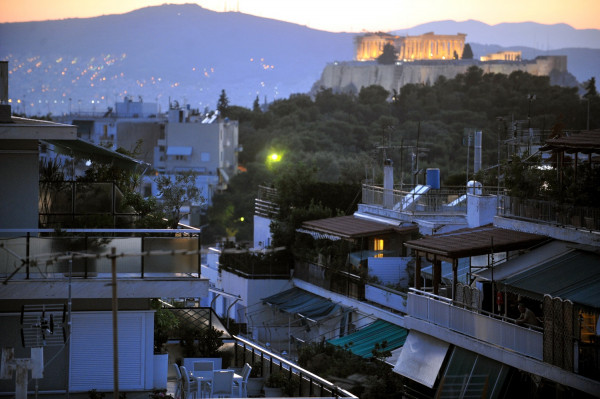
143, 237, 199, 274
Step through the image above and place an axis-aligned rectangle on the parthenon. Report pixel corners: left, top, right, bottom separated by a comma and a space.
355, 32, 467, 62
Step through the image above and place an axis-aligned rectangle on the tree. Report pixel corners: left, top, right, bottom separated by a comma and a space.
217, 89, 229, 116
583, 77, 598, 98
453, 50, 459, 60
376, 43, 398, 65
155, 171, 203, 228
252, 95, 261, 113
461, 43, 474, 59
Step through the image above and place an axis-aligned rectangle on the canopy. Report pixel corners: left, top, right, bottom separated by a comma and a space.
44, 138, 145, 170
475, 240, 570, 282
262, 287, 343, 321
327, 319, 408, 358
393, 331, 450, 388
502, 248, 600, 309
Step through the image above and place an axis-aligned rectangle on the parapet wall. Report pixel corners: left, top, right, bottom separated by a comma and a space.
313, 56, 570, 96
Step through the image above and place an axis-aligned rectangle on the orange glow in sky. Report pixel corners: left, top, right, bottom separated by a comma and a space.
0, 0, 599, 31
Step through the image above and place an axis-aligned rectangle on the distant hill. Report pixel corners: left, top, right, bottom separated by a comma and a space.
0, 5, 598, 116
0, 4, 354, 115
392, 20, 600, 50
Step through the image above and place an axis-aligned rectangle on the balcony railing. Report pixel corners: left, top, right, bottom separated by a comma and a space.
361, 184, 494, 214
408, 288, 543, 360
232, 335, 357, 398
0, 230, 202, 280
498, 195, 600, 231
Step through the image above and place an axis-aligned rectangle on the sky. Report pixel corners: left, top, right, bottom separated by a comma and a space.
1, 0, 599, 31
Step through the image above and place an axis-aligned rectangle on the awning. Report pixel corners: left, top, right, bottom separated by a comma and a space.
300, 215, 418, 240
501, 248, 600, 309
262, 287, 343, 322
327, 319, 408, 358
393, 331, 450, 388
166, 146, 193, 156
404, 225, 549, 259
43, 138, 145, 170
475, 240, 571, 282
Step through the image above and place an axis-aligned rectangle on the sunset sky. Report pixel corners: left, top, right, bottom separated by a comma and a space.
1, 0, 599, 31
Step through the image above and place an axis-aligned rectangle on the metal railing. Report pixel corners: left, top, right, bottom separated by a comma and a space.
498, 195, 600, 231
232, 335, 358, 398
361, 184, 494, 213
408, 288, 543, 360
0, 230, 202, 280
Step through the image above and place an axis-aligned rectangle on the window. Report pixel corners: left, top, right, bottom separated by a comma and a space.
374, 238, 384, 258
201, 152, 210, 162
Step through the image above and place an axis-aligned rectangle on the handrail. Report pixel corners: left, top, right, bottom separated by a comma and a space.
232, 334, 358, 398
408, 288, 543, 332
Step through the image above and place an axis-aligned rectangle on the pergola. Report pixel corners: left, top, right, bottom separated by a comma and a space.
404, 225, 548, 298
540, 129, 600, 185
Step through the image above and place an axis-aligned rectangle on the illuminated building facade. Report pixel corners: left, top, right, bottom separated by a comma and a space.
355, 32, 467, 61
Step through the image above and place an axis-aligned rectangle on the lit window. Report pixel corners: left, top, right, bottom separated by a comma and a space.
374, 238, 384, 258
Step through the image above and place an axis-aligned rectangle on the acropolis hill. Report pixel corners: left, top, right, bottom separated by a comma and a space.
312, 32, 576, 97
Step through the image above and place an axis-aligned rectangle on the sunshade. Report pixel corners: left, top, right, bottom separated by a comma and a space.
262, 287, 342, 321
327, 319, 408, 358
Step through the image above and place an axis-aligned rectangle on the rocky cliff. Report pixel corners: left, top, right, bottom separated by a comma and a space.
312, 57, 577, 96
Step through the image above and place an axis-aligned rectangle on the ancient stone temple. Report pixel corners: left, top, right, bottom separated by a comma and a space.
355, 32, 467, 62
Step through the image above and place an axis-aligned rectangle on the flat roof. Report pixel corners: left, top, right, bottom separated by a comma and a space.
300, 215, 418, 240
404, 225, 549, 259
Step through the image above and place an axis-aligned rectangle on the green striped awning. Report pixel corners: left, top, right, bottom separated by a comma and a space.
328, 319, 408, 358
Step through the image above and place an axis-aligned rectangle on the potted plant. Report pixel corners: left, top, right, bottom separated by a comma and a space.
246, 361, 265, 397
181, 325, 226, 370
264, 370, 299, 397
151, 300, 180, 389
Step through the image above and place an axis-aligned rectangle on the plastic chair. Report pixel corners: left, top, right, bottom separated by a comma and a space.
180, 365, 198, 399
233, 363, 252, 398
172, 363, 183, 399
209, 370, 234, 398
193, 361, 214, 397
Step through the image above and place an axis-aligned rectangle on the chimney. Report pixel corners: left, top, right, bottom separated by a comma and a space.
384, 159, 394, 208
0, 61, 12, 123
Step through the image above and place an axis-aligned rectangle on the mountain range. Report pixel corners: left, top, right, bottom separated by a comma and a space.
0, 4, 598, 116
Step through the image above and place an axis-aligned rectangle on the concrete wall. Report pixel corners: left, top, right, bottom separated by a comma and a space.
467, 194, 498, 228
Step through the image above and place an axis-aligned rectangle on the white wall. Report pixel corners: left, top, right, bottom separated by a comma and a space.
253, 215, 273, 249
467, 194, 498, 228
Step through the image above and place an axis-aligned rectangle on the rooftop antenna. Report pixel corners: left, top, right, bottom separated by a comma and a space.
1, 304, 67, 399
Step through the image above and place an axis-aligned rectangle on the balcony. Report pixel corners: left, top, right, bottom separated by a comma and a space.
407, 288, 543, 360
498, 195, 600, 231
231, 335, 357, 398
0, 230, 208, 300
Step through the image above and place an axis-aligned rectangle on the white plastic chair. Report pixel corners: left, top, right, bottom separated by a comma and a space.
180, 365, 198, 399
172, 363, 183, 399
209, 370, 234, 398
193, 361, 214, 397
233, 363, 252, 398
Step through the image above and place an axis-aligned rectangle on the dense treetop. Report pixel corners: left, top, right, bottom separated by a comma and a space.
205, 67, 598, 242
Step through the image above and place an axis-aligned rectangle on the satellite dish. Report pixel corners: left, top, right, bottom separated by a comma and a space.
20, 304, 67, 348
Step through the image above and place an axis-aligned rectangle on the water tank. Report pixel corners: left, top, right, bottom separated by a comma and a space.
426, 168, 440, 189
467, 180, 483, 195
